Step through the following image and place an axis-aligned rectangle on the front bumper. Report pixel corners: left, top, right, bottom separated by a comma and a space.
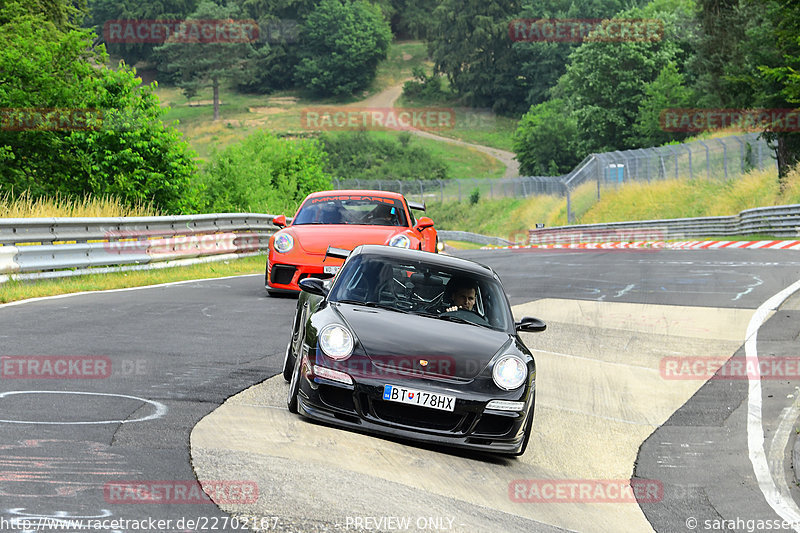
266, 256, 337, 292
294, 358, 534, 454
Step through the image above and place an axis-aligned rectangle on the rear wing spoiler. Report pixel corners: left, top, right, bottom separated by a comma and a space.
407, 200, 426, 212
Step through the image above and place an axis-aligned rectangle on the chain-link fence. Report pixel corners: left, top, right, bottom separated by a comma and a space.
562, 133, 773, 222
332, 176, 565, 203
332, 133, 776, 220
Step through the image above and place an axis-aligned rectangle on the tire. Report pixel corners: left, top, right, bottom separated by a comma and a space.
287, 346, 303, 414
281, 341, 294, 382
283, 305, 304, 381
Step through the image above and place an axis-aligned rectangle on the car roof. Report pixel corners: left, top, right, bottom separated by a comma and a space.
305, 190, 406, 201
350, 245, 497, 279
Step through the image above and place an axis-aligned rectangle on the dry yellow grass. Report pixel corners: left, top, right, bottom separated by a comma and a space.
0, 190, 159, 218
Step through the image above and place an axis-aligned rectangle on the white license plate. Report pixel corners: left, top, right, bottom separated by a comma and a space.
323, 266, 340, 274
382, 385, 455, 411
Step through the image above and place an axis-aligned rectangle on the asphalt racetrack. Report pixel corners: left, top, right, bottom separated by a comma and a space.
2, 248, 800, 532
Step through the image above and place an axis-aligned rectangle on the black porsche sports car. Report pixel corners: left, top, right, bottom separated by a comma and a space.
281, 245, 546, 456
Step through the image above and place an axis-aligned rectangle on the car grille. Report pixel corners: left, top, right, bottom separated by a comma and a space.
270, 265, 296, 285
472, 413, 515, 436
370, 398, 467, 432
318, 384, 356, 412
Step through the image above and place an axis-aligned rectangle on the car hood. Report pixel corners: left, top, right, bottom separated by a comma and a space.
336, 304, 512, 380
287, 225, 405, 255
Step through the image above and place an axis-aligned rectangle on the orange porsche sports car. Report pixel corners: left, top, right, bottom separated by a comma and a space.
266, 190, 438, 295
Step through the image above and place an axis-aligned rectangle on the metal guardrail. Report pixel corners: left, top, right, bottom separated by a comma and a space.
0, 214, 278, 279
437, 230, 511, 247
4, 203, 798, 280
525, 204, 800, 244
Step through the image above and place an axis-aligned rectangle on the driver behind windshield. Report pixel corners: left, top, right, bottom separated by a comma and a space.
444, 277, 478, 313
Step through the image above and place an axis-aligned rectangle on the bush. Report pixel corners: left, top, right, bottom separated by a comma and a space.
0, 9, 200, 214
320, 131, 449, 182
294, 0, 392, 96
513, 99, 581, 176
199, 132, 332, 214
402, 66, 450, 102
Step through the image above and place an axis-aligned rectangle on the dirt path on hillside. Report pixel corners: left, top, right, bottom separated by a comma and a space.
347, 82, 520, 178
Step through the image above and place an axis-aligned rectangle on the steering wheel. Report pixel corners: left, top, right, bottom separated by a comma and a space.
441, 307, 490, 326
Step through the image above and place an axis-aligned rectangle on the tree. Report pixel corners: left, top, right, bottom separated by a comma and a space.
0, 2, 200, 213
512, 99, 580, 176
319, 131, 450, 182
688, 0, 754, 108
200, 132, 332, 214
427, 0, 523, 114
513, 0, 635, 109
153, 0, 258, 120
389, 0, 436, 39
633, 61, 693, 146
746, 0, 800, 186
555, 1, 693, 154
293, 0, 391, 97
88, 0, 199, 66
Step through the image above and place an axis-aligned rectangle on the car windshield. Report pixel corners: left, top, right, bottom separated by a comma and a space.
329, 255, 512, 331
292, 194, 407, 226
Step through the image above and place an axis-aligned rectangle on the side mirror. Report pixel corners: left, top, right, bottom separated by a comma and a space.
415, 216, 434, 231
273, 215, 286, 228
299, 278, 328, 297
515, 316, 546, 333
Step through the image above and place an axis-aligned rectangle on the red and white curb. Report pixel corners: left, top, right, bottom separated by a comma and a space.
481, 240, 800, 250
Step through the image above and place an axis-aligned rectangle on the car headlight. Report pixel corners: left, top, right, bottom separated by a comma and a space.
319, 324, 354, 360
274, 233, 294, 253
388, 234, 411, 248
492, 355, 527, 390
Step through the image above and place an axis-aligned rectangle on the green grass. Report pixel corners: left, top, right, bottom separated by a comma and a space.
370, 41, 429, 92
0, 254, 266, 304
371, 131, 504, 179
396, 94, 519, 152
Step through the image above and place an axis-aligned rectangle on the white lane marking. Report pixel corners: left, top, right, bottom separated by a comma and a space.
746, 278, 800, 530
734, 275, 764, 301
0, 391, 167, 425
0, 274, 261, 310
768, 391, 800, 505
615, 284, 636, 298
